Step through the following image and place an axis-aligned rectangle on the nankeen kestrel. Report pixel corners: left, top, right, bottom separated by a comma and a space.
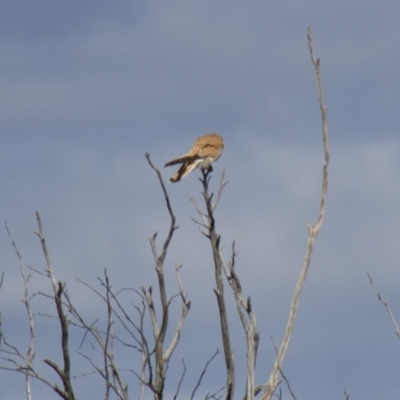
165, 133, 224, 182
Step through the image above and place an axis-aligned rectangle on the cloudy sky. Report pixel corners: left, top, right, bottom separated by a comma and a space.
1, 1, 400, 399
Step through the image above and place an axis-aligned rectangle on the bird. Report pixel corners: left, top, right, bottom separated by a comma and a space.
164, 133, 224, 182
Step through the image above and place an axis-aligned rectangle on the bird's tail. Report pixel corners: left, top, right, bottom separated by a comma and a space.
164, 155, 186, 167
169, 162, 198, 182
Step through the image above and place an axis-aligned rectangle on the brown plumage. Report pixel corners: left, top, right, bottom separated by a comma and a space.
165, 133, 224, 182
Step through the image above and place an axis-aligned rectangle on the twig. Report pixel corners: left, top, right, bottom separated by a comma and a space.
262, 26, 329, 400
191, 348, 220, 400
64, 277, 129, 400
164, 265, 191, 361
173, 359, 187, 400
278, 366, 297, 400
205, 383, 226, 400
212, 169, 229, 210
5, 223, 35, 400
367, 273, 400, 339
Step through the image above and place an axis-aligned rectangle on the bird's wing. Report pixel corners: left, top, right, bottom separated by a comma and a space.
188, 133, 224, 160
165, 133, 224, 167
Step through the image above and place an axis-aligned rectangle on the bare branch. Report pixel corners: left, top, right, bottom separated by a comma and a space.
64, 280, 129, 400
164, 265, 191, 361
5, 222, 35, 400
2, 222, 78, 399
173, 359, 187, 400
191, 348, 220, 400
194, 170, 261, 400
194, 168, 235, 400
205, 383, 226, 400
212, 169, 229, 210
144, 153, 190, 399
34, 212, 58, 292
35, 212, 76, 400
188, 195, 209, 228
262, 27, 330, 400
221, 242, 259, 400
278, 366, 297, 400
367, 273, 400, 340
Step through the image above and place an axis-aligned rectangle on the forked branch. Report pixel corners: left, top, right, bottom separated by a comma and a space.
191, 168, 235, 400
35, 212, 76, 400
222, 242, 259, 400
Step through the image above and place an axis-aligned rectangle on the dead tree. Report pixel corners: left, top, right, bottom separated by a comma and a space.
1, 26, 329, 400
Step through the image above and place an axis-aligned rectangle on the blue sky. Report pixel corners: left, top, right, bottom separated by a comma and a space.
1, 1, 400, 399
